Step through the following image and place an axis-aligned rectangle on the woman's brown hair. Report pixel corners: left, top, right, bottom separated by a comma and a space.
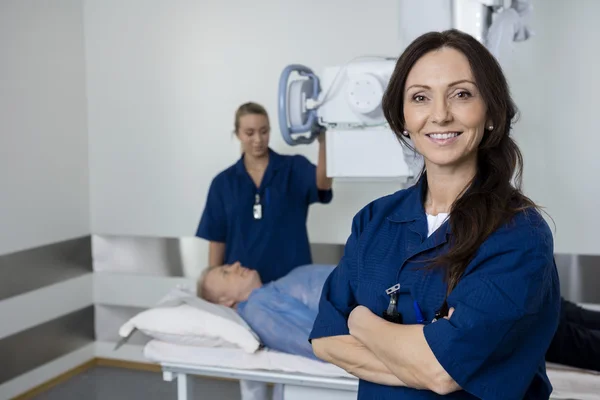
382, 29, 538, 298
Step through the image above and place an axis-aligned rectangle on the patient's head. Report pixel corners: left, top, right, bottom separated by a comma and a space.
197, 262, 262, 307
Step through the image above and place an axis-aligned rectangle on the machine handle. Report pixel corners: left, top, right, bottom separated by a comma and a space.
278, 64, 321, 146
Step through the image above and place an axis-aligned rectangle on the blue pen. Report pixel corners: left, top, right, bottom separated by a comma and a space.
413, 300, 425, 323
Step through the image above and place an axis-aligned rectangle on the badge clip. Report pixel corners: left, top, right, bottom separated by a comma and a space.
383, 283, 403, 324
385, 283, 400, 295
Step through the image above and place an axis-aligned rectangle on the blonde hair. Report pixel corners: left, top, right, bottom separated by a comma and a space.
234, 102, 269, 134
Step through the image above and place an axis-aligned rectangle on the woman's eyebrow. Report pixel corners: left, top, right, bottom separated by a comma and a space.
405, 79, 476, 92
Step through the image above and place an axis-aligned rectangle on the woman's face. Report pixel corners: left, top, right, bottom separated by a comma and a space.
403, 47, 491, 171
237, 113, 270, 159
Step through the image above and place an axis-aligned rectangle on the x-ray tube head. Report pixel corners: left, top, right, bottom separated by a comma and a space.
276, 0, 534, 179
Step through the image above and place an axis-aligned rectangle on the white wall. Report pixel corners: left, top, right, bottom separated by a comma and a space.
500, 0, 600, 255
85, 0, 600, 256
84, 0, 406, 252
0, 0, 90, 255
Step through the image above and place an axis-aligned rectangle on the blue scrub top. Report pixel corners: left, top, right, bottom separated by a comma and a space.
309, 177, 560, 399
196, 148, 333, 283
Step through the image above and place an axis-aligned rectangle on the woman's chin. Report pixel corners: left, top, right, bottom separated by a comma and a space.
252, 149, 268, 158
421, 149, 478, 170
423, 157, 471, 171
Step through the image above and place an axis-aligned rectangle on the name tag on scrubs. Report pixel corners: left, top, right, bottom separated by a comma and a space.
253, 203, 262, 219
253, 193, 262, 220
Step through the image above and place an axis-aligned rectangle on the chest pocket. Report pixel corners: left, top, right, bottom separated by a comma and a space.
261, 186, 282, 220
262, 168, 300, 221
409, 268, 447, 324
356, 281, 423, 325
357, 270, 448, 326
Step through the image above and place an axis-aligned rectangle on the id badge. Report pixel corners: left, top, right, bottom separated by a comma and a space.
253, 203, 262, 220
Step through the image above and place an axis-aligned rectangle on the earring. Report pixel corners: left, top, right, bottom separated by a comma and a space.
487, 125, 494, 131
403, 130, 409, 137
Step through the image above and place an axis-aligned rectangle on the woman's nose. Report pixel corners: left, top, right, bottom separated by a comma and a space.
431, 99, 452, 124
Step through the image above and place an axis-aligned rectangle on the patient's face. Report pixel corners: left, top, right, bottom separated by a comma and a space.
203, 262, 262, 307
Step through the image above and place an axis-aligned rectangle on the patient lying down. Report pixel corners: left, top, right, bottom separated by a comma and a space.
198, 263, 600, 373
197, 262, 334, 361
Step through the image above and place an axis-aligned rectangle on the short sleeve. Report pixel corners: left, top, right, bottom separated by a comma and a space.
423, 214, 560, 400
195, 177, 227, 242
293, 156, 332, 205
309, 204, 372, 340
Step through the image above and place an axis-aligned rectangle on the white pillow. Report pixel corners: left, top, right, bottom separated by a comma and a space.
119, 303, 261, 353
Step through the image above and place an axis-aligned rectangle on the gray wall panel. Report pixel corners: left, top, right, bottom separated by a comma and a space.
92, 235, 186, 276
0, 306, 94, 384
311, 243, 344, 265
556, 254, 600, 304
0, 236, 92, 301
92, 234, 345, 277
92, 234, 600, 305
95, 304, 151, 346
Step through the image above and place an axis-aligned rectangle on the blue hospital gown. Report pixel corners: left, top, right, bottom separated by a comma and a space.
237, 264, 335, 361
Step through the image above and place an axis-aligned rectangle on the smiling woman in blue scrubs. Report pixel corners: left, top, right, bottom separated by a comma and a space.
196, 102, 332, 284
310, 30, 560, 399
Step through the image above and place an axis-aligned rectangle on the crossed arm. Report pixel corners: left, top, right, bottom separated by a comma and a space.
312, 334, 408, 387
310, 207, 559, 399
312, 307, 460, 394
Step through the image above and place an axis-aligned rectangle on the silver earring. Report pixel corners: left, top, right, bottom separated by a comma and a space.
487, 125, 494, 131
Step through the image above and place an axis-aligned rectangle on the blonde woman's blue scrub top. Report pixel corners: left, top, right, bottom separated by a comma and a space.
196, 149, 332, 283
309, 178, 560, 399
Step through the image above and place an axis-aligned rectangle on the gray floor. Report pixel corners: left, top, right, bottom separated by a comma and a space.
33, 366, 242, 400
